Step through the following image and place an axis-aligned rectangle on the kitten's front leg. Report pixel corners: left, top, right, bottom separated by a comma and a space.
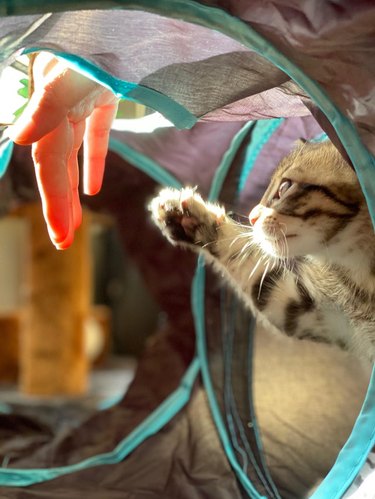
149, 187, 266, 298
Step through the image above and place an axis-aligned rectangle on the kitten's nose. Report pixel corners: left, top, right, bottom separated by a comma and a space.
249, 205, 262, 226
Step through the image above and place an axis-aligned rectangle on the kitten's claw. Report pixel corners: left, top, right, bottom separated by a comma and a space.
149, 187, 225, 248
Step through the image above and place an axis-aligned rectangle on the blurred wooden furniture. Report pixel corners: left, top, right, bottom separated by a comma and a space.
0, 216, 28, 382
0, 314, 20, 382
17, 203, 91, 396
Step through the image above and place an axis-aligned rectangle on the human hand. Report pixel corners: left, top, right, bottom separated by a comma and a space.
9, 52, 119, 249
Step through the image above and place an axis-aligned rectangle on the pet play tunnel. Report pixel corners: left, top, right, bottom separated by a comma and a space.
0, 2, 374, 498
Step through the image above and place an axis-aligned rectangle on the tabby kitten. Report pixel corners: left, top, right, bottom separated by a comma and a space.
150, 141, 375, 362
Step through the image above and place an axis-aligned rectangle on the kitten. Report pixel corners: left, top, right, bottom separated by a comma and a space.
150, 141, 375, 362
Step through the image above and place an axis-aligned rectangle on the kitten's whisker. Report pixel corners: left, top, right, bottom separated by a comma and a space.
232, 221, 252, 230
202, 241, 215, 250
279, 228, 289, 261
239, 244, 254, 266
218, 234, 250, 247
229, 233, 249, 248
271, 259, 277, 272
239, 240, 253, 257
247, 256, 262, 282
257, 261, 270, 300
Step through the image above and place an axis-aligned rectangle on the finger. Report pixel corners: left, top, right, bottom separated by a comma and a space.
32, 118, 74, 247
83, 101, 118, 195
68, 120, 86, 230
10, 66, 99, 145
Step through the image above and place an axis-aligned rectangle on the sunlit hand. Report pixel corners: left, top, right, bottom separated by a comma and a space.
9, 52, 119, 249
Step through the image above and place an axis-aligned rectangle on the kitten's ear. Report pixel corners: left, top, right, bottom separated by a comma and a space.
294, 138, 307, 149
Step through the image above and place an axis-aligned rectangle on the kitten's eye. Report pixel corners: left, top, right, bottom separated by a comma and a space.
277, 179, 293, 199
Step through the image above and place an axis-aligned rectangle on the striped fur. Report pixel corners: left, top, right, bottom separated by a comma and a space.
150, 142, 375, 362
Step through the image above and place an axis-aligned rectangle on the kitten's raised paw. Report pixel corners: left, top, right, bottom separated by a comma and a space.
149, 187, 225, 248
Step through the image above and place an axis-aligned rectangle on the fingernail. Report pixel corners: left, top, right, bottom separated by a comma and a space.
53, 231, 74, 250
